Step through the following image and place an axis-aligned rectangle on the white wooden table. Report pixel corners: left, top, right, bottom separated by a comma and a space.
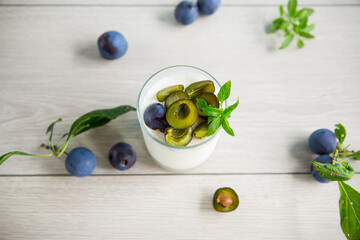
0, 0, 359, 239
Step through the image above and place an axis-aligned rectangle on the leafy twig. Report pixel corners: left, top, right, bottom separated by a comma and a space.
0, 105, 136, 164
268, 0, 315, 49
196, 80, 239, 137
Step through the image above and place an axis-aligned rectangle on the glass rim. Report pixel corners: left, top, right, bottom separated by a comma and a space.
136, 65, 224, 150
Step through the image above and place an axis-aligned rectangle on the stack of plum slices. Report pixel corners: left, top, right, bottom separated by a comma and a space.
143, 80, 219, 146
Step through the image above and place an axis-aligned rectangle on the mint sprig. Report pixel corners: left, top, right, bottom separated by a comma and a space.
268, 0, 315, 49
196, 80, 239, 137
0, 105, 136, 165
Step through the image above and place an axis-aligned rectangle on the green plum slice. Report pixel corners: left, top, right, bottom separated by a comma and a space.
213, 187, 239, 212
165, 127, 193, 147
156, 85, 184, 102
166, 99, 198, 129
185, 80, 215, 99
165, 91, 190, 109
195, 92, 219, 116
194, 122, 209, 139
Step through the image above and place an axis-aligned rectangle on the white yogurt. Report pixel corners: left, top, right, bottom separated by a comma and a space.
137, 66, 223, 171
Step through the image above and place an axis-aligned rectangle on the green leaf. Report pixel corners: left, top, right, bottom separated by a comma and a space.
350, 151, 360, 160
299, 16, 308, 29
67, 105, 136, 140
46, 118, 62, 143
284, 28, 291, 36
207, 116, 216, 124
0, 151, 53, 165
279, 5, 284, 16
294, 8, 314, 19
335, 124, 347, 144
196, 98, 222, 117
297, 38, 304, 48
269, 23, 281, 34
222, 117, 234, 136
288, 0, 297, 17
299, 31, 314, 39
311, 161, 355, 181
338, 181, 360, 240
303, 24, 315, 33
269, 24, 280, 34
217, 80, 231, 103
280, 33, 294, 49
207, 116, 221, 136
280, 21, 291, 30
223, 97, 239, 118
269, 18, 284, 33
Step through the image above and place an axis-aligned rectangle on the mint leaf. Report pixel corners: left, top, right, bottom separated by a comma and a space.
299, 17, 308, 29
280, 21, 291, 30
280, 34, 294, 49
223, 97, 239, 118
208, 116, 215, 124
297, 38, 304, 48
217, 80, 231, 103
46, 118, 62, 143
338, 181, 360, 240
222, 117, 234, 136
335, 124, 347, 144
269, 18, 284, 33
311, 161, 355, 181
350, 151, 360, 160
294, 8, 314, 19
288, 0, 297, 17
299, 31, 314, 39
303, 24, 315, 33
196, 98, 221, 117
207, 116, 221, 136
279, 5, 284, 16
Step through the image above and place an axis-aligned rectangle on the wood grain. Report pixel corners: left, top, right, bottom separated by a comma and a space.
0, 6, 359, 175
0, 0, 359, 6
0, 175, 357, 240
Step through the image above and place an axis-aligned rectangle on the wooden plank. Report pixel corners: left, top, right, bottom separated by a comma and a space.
0, 0, 359, 6
0, 6, 359, 175
0, 175, 356, 239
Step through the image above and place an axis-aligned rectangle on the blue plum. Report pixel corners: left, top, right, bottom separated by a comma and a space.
97, 31, 128, 60
174, 1, 199, 25
308, 129, 337, 155
144, 103, 168, 132
65, 147, 96, 177
311, 155, 333, 183
108, 142, 136, 170
197, 0, 221, 15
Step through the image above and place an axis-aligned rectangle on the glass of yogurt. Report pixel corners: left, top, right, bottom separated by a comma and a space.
137, 65, 223, 171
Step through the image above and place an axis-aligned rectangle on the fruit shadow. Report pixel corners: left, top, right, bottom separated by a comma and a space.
83, 114, 162, 172
76, 42, 103, 61
199, 188, 214, 214
158, 9, 178, 26
289, 138, 315, 183
264, 23, 280, 52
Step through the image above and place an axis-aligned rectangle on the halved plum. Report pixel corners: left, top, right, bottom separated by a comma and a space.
213, 187, 239, 212
165, 127, 193, 146
156, 84, 184, 102
165, 91, 190, 109
166, 99, 198, 129
185, 80, 215, 99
